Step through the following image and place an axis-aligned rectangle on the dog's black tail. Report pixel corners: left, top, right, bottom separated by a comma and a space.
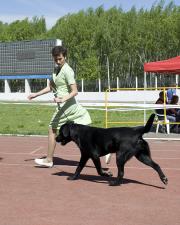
135, 113, 155, 135
143, 113, 155, 133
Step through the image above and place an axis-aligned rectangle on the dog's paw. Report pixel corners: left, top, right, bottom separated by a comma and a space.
101, 170, 113, 177
161, 176, 168, 185
106, 171, 113, 177
67, 176, 77, 180
108, 180, 121, 186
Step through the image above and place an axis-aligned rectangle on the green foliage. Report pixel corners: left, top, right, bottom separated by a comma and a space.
77, 54, 100, 79
0, 17, 46, 41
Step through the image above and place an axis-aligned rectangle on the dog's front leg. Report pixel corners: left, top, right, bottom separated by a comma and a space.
92, 157, 113, 177
67, 155, 89, 180
109, 164, 124, 186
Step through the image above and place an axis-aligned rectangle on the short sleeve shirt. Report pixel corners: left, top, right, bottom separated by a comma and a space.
52, 63, 76, 98
167, 89, 176, 102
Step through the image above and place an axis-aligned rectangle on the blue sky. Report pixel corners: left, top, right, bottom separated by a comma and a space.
0, 0, 180, 29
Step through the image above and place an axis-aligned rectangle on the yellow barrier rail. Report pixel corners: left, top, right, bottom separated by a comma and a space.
105, 87, 180, 128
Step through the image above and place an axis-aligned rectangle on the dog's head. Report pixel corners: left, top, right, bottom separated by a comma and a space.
56, 121, 74, 145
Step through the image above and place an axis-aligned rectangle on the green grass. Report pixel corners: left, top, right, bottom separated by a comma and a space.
0, 104, 53, 135
0, 103, 153, 135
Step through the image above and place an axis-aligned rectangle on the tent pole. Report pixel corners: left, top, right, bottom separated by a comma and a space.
176, 74, 178, 88
144, 72, 147, 88
155, 75, 157, 90
143, 72, 147, 125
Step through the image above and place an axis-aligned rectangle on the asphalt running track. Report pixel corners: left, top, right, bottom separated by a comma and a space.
0, 136, 179, 225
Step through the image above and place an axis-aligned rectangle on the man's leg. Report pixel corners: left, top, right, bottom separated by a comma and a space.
34, 127, 57, 167
46, 127, 57, 162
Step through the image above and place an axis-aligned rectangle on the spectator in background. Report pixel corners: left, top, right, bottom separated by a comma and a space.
167, 95, 180, 122
167, 83, 177, 103
167, 95, 180, 133
155, 91, 168, 115
155, 91, 180, 132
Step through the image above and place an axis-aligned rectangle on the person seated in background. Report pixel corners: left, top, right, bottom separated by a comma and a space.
166, 83, 177, 103
166, 95, 180, 132
167, 95, 180, 116
155, 91, 177, 132
155, 91, 168, 115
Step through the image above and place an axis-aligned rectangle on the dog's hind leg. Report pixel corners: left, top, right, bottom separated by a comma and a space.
91, 157, 113, 177
135, 152, 168, 185
67, 155, 89, 180
135, 142, 168, 185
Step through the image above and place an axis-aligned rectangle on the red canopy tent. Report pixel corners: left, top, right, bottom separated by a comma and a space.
144, 56, 180, 74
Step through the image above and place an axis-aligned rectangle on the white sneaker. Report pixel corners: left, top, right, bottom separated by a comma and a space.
34, 158, 53, 168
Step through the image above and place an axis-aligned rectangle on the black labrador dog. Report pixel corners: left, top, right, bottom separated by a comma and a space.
56, 114, 168, 186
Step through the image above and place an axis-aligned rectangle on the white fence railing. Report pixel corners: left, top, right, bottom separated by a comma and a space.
0, 74, 179, 93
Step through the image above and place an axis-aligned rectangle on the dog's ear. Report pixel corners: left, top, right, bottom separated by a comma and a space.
62, 123, 71, 138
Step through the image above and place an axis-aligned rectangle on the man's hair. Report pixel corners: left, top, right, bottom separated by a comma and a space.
51, 46, 67, 57
159, 91, 164, 97
171, 95, 179, 104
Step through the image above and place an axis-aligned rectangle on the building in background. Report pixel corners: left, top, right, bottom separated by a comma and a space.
0, 39, 62, 93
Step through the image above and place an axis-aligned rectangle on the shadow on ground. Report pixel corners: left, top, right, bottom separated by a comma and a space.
53, 157, 109, 170
52, 170, 165, 189
25, 156, 109, 171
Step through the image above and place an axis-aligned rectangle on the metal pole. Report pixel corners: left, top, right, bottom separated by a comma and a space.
117, 77, 119, 90
107, 56, 110, 90
144, 72, 147, 89
99, 78, 101, 92
176, 74, 178, 88
155, 75, 157, 90
143, 72, 147, 125
135, 76, 138, 90
81, 79, 84, 92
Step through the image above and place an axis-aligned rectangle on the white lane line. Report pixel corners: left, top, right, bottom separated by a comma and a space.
0, 163, 180, 171
0, 152, 31, 155
0, 163, 34, 167
30, 146, 44, 154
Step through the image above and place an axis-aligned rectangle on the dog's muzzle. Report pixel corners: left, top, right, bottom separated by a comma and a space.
55, 135, 61, 143
56, 135, 69, 145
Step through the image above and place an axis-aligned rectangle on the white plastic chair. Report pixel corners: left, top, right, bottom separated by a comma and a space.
155, 114, 170, 134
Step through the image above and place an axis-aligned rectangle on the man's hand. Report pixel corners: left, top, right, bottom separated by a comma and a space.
27, 93, 37, 100
54, 97, 64, 103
